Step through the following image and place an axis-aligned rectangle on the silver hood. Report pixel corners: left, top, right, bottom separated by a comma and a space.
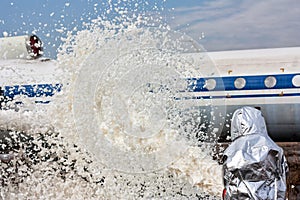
230, 106, 268, 141
223, 107, 288, 200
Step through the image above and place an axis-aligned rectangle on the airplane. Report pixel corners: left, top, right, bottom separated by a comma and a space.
0, 35, 61, 107
0, 35, 299, 147
187, 47, 300, 142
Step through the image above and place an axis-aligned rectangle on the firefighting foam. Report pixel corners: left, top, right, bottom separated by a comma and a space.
0, 1, 224, 199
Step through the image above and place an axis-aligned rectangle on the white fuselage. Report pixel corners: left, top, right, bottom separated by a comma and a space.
198, 47, 300, 141
0, 47, 299, 142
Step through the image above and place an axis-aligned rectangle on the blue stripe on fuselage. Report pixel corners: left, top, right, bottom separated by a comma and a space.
2, 74, 299, 102
187, 74, 300, 92
4, 84, 62, 99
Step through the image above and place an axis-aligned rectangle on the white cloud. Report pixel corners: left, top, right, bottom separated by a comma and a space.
168, 0, 300, 51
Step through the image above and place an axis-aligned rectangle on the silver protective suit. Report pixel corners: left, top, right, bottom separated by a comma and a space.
222, 107, 288, 200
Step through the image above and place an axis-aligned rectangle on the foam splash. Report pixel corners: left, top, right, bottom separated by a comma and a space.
1, 0, 224, 199
169, 146, 223, 197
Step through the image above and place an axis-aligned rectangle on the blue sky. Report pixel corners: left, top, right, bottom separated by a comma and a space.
0, 0, 299, 58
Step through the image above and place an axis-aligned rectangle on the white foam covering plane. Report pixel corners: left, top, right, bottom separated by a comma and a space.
0, 35, 299, 142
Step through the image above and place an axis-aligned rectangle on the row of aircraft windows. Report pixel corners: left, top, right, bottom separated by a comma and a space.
204, 75, 300, 90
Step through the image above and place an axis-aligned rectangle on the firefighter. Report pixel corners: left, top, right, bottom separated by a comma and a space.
222, 106, 288, 199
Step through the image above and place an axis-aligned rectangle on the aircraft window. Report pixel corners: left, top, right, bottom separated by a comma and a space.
205, 79, 216, 90
234, 78, 246, 89
292, 75, 300, 87
264, 76, 277, 88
